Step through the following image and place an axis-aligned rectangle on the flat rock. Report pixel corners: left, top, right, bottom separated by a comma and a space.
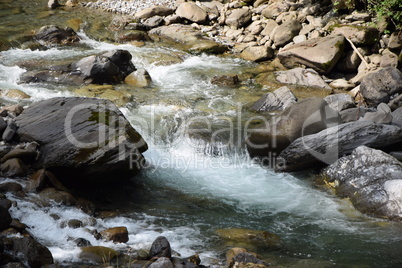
277, 35, 345, 74
324, 146, 402, 220
15, 97, 148, 186
135, 6, 174, 20
251, 86, 297, 112
360, 67, 402, 107
275, 68, 331, 89
276, 121, 402, 172
332, 25, 379, 46
324, 93, 355, 112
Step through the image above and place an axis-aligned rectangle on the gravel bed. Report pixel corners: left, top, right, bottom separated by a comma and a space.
83, 0, 177, 15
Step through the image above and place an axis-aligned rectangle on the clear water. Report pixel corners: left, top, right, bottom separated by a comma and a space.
1, 0, 402, 267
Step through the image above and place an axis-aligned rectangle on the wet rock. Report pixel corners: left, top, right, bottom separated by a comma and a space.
35, 25, 79, 45
270, 20, 301, 47
0, 182, 23, 193
149, 24, 227, 54
74, 84, 133, 107
79, 246, 117, 264
38, 188, 77, 206
332, 26, 379, 46
149, 257, 174, 268
48, 0, 59, 9
247, 97, 341, 157
176, 2, 208, 24
211, 75, 239, 87
1, 148, 38, 163
15, 97, 147, 185
149, 236, 171, 259
4, 235, 54, 268
226, 248, 248, 268
278, 35, 345, 74
70, 49, 136, 84
125, 69, 152, 87
359, 103, 392, 124
233, 252, 268, 267
239, 46, 274, 62
360, 67, 402, 107
135, 6, 174, 20
274, 68, 331, 89
74, 238, 92, 247
324, 93, 355, 112
2, 120, 17, 142
216, 228, 281, 250
0, 263, 26, 268
225, 8, 252, 29
0, 205, 12, 231
9, 219, 27, 233
67, 219, 83, 228
117, 30, 151, 43
0, 158, 28, 177
324, 146, 402, 220
251, 86, 297, 112
100, 226, 129, 243
276, 121, 402, 172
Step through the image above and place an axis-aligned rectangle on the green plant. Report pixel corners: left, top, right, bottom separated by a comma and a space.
366, 0, 402, 30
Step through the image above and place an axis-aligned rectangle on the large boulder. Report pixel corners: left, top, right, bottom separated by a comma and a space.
276, 121, 402, 172
332, 26, 379, 46
149, 236, 171, 259
15, 97, 148, 186
225, 8, 252, 29
274, 68, 331, 89
69, 50, 136, 84
3, 235, 54, 268
324, 146, 402, 220
247, 97, 341, 157
149, 24, 227, 54
239, 46, 274, 62
35, 25, 79, 46
277, 35, 345, 74
135, 6, 174, 20
359, 67, 402, 107
20, 50, 136, 85
270, 20, 302, 47
176, 2, 208, 24
251, 86, 297, 112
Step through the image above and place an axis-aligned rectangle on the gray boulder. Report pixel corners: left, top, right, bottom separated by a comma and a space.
149, 257, 174, 268
176, 2, 208, 24
225, 8, 252, 29
277, 35, 345, 74
35, 25, 79, 46
360, 67, 402, 107
275, 68, 331, 89
15, 97, 148, 186
247, 97, 341, 157
332, 26, 379, 46
324, 93, 355, 112
324, 146, 402, 220
359, 103, 392, 124
340, 107, 369, 123
251, 86, 297, 112
392, 106, 402, 128
150, 236, 171, 259
270, 20, 301, 47
276, 121, 402, 172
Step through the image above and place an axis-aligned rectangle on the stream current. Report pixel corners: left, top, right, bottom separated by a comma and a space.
0, 0, 402, 267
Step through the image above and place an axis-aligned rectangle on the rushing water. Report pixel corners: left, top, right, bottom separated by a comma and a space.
1, 0, 402, 267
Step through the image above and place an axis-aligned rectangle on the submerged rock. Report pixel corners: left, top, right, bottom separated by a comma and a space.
79, 246, 117, 264
324, 146, 402, 220
15, 97, 148, 186
216, 228, 281, 250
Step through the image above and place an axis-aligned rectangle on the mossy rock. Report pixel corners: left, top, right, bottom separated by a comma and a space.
79, 246, 118, 264
74, 85, 132, 106
216, 228, 281, 250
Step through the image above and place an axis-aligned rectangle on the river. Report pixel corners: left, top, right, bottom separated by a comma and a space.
0, 0, 402, 267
